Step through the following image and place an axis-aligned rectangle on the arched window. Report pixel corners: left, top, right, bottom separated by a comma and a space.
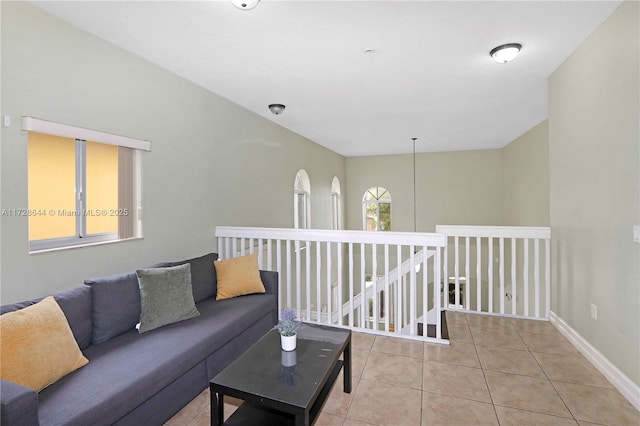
331, 177, 341, 230
362, 186, 391, 231
294, 169, 310, 229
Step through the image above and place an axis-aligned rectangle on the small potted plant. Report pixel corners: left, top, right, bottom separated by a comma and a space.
277, 307, 301, 351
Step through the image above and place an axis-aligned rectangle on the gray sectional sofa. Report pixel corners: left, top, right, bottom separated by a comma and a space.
0, 253, 279, 426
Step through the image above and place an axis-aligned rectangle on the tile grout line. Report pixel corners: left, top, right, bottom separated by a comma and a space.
515, 321, 579, 423
466, 313, 502, 426
342, 335, 374, 424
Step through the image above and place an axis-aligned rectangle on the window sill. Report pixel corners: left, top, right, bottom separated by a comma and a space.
29, 237, 143, 255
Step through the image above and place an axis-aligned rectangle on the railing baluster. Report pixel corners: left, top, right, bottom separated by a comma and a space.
286, 239, 292, 308
454, 236, 460, 307
326, 242, 332, 325
422, 244, 427, 339
410, 245, 416, 335
257, 238, 262, 267
396, 244, 402, 334
232, 238, 237, 259
545, 239, 551, 318
488, 237, 493, 314
476, 237, 481, 312
443, 238, 448, 311
511, 237, 516, 315
465, 236, 470, 310
249, 238, 254, 255
499, 237, 505, 315
267, 239, 272, 271
403, 275, 407, 327
524, 238, 529, 317
276, 240, 282, 314
372, 243, 378, 332
337, 242, 343, 326
316, 241, 321, 323
306, 240, 311, 322
349, 243, 354, 328
534, 238, 540, 318
241, 238, 246, 256
295, 241, 301, 316
385, 244, 390, 333
360, 243, 366, 329
435, 246, 442, 339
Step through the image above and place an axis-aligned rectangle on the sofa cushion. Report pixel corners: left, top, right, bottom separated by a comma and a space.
85, 272, 141, 345
0, 286, 92, 350
214, 253, 265, 300
166, 253, 218, 303
137, 263, 200, 333
0, 297, 89, 392
36, 293, 276, 426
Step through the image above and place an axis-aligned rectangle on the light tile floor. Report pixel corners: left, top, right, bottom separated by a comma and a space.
166, 312, 640, 426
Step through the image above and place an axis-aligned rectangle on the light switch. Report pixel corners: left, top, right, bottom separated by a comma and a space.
3, 115, 10, 127
634, 226, 640, 243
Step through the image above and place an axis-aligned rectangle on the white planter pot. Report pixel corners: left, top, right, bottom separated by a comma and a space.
280, 333, 297, 351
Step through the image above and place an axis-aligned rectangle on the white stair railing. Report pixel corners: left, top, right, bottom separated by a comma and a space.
436, 225, 551, 319
343, 249, 433, 307
215, 227, 447, 343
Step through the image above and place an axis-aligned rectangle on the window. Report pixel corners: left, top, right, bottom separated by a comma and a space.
331, 177, 341, 230
23, 117, 149, 252
293, 169, 310, 229
363, 186, 391, 231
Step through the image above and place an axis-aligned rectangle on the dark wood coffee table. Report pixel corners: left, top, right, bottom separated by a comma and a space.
210, 323, 351, 426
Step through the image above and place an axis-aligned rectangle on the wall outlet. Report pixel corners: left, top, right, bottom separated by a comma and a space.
634, 226, 640, 243
590, 303, 597, 320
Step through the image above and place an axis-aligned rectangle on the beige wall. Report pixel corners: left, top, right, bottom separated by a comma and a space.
549, 0, 639, 387
346, 149, 504, 232
502, 120, 550, 226
1, 2, 345, 303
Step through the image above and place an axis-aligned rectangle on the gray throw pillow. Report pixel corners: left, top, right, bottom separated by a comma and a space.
136, 263, 200, 333
166, 253, 218, 303
85, 272, 141, 345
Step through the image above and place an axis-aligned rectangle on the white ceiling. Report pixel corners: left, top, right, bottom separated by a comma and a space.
31, 0, 622, 157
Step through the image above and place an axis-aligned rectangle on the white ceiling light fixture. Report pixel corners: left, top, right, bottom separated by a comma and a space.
268, 104, 285, 115
490, 43, 522, 63
230, 0, 260, 11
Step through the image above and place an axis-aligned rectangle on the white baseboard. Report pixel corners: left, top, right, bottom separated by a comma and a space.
550, 311, 640, 411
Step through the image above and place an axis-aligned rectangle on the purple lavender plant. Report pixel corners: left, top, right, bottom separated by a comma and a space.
276, 307, 301, 336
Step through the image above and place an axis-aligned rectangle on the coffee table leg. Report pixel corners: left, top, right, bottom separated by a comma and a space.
210, 389, 224, 426
343, 338, 352, 393
295, 411, 310, 426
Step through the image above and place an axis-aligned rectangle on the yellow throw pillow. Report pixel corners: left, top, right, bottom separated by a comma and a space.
0, 296, 89, 391
214, 253, 265, 300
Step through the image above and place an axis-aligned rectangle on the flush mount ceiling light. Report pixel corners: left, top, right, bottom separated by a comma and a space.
230, 0, 260, 10
268, 104, 285, 115
490, 43, 522, 64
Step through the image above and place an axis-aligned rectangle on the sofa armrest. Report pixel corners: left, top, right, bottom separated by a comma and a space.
259, 270, 279, 325
1, 379, 39, 426
259, 270, 278, 295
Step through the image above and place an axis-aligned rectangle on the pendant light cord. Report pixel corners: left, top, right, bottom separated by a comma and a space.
412, 137, 417, 233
